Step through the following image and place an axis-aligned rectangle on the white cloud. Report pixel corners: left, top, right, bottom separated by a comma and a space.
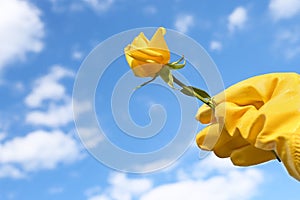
87, 155, 264, 200
269, 0, 300, 20
25, 65, 74, 108
0, 130, 82, 177
174, 14, 194, 33
141, 155, 263, 200
26, 101, 73, 127
25, 66, 75, 128
108, 173, 153, 199
141, 169, 262, 200
83, 0, 114, 12
73, 100, 93, 118
228, 6, 248, 33
73, 100, 103, 148
210, 40, 222, 51
87, 172, 153, 200
0, 0, 44, 70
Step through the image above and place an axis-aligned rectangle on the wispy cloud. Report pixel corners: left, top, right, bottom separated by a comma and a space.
274, 27, 300, 59
83, 0, 115, 12
47, 0, 84, 12
72, 50, 84, 61
85, 186, 102, 198
269, 0, 300, 21
228, 6, 248, 33
143, 5, 157, 15
210, 40, 222, 52
0, 130, 83, 178
48, 186, 64, 195
0, 0, 44, 71
0, 132, 6, 141
0, 164, 25, 179
174, 14, 194, 33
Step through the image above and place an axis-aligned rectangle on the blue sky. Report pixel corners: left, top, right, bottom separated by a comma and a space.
0, 0, 300, 199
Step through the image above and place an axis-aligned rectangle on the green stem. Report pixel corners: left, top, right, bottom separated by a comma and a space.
172, 75, 215, 109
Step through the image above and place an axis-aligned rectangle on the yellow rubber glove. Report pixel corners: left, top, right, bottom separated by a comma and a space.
196, 72, 300, 181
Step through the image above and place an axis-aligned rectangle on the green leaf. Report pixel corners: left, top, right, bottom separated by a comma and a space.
135, 75, 157, 90
168, 60, 186, 69
191, 87, 211, 98
159, 66, 174, 88
180, 86, 211, 99
180, 87, 194, 96
169, 56, 184, 65
167, 56, 186, 70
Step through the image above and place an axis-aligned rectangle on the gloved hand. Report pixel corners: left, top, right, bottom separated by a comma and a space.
196, 73, 300, 181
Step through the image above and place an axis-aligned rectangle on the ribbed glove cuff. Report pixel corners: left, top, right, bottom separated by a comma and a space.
288, 132, 300, 181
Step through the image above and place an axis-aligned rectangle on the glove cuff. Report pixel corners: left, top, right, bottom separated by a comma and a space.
288, 132, 300, 181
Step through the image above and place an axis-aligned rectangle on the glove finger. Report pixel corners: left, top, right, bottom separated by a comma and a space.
213, 129, 250, 158
195, 104, 213, 124
196, 123, 222, 151
195, 101, 227, 125
196, 101, 260, 140
230, 144, 276, 166
196, 122, 249, 158
196, 119, 276, 166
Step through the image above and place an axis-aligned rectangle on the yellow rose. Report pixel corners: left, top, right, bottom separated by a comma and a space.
124, 27, 170, 77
